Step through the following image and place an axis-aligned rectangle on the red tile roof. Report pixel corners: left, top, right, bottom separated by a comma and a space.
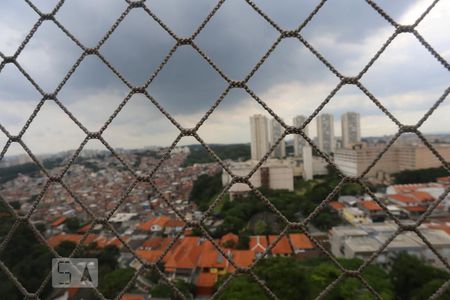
120, 294, 145, 300
197, 246, 230, 270
411, 191, 434, 202
390, 183, 440, 193
389, 194, 417, 204
141, 237, 176, 251
220, 233, 239, 248
404, 206, 426, 213
51, 217, 66, 227
268, 235, 292, 255
137, 219, 153, 231
48, 234, 83, 247
436, 176, 450, 184
249, 236, 268, 253
360, 200, 383, 211
227, 250, 255, 272
142, 237, 163, 249
389, 191, 434, 205
48, 233, 127, 249
165, 237, 202, 271
77, 223, 92, 233
289, 234, 314, 250
166, 219, 185, 228
426, 224, 450, 235
137, 216, 173, 231
136, 249, 164, 264
329, 201, 344, 210
196, 272, 218, 288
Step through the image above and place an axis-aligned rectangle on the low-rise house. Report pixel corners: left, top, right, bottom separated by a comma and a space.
338, 196, 359, 207
288, 233, 317, 258
249, 236, 268, 258
164, 237, 203, 281
342, 207, 371, 225
358, 200, 385, 222
343, 237, 381, 260
329, 201, 345, 214
47, 233, 128, 249
330, 223, 450, 269
268, 235, 293, 256
220, 233, 239, 248
329, 226, 369, 257
137, 216, 184, 234
197, 240, 230, 275
387, 192, 434, 216
164, 219, 185, 235
227, 250, 255, 272
196, 272, 218, 297
48, 217, 66, 235
109, 212, 138, 230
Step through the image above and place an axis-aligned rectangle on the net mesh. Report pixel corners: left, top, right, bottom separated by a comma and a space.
0, 0, 449, 299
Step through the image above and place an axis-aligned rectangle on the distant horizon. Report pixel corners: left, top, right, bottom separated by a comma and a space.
2, 130, 450, 159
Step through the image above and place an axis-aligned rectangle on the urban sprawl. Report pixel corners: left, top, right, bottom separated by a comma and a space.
1, 112, 450, 299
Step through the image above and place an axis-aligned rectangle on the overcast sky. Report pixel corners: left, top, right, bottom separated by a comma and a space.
0, 0, 449, 155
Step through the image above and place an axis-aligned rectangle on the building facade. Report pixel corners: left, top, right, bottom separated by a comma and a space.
334, 143, 450, 178
250, 114, 269, 161
270, 118, 286, 159
317, 113, 335, 154
329, 224, 450, 270
302, 145, 313, 180
293, 115, 309, 157
222, 160, 294, 197
341, 112, 361, 149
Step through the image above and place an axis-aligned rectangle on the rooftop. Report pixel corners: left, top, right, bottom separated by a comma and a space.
289, 233, 315, 250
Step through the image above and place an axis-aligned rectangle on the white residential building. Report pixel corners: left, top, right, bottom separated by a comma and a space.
270, 118, 286, 159
302, 145, 313, 180
250, 114, 269, 161
317, 113, 335, 154
329, 223, 450, 269
293, 115, 309, 157
341, 112, 361, 149
222, 160, 294, 197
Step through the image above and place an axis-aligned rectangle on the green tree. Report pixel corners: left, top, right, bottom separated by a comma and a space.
393, 166, 448, 184
0, 223, 53, 298
183, 144, 250, 167
255, 257, 311, 300
150, 279, 194, 299
189, 173, 223, 211
237, 231, 250, 250
65, 217, 80, 232
217, 275, 268, 300
56, 240, 77, 256
99, 268, 134, 299
390, 253, 450, 300
254, 220, 268, 235
412, 279, 450, 300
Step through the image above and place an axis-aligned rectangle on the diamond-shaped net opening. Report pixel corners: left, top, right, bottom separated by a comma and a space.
0, 0, 449, 299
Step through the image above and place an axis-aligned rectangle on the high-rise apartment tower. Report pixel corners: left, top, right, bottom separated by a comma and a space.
250, 114, 269, 161
317, 113, 335, 153
270, 118, 286, 159
341, 112, 361, 149
293, 115, 309, 157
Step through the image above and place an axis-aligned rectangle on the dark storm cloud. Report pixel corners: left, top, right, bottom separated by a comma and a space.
0, 0, 448, 153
